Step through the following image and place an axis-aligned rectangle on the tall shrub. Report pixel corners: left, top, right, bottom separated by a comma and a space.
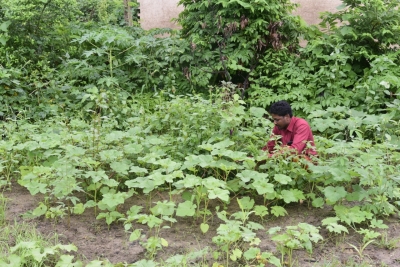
249, 0, 400, 114
177, 0, 306, 91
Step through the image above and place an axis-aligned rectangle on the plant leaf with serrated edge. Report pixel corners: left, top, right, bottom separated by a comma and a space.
312, 197, 324, 208
237, 196, 254, 210
243, 247, 260, 260
323, 186, 347, 204
129, 166, 148, 174
176, 201, 196, 217
271, 206, 287, 217
252, 178, 274, 195
274, 174, 292, 184
110, 160, 130, 175
254, 205, 268, 217
327, 223, 348, 234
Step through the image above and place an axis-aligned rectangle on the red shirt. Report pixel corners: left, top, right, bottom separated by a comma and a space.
263, 117, 317, 156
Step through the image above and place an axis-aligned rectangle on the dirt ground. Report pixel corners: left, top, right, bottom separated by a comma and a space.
4, 183, 400, 266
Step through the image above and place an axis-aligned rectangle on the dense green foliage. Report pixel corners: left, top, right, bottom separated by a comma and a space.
249, 0, 400, 114
0, 0, 400, 266
177, 0, 305, 91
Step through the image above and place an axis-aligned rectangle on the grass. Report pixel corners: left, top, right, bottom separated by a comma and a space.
0, 193, 65, 266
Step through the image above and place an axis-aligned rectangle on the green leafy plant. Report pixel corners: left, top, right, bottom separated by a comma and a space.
212, 208, 264, 267
268, 223, 323, 267
348, 228, 381, 259
249, 0, 400, 115
177, 0, 305, 90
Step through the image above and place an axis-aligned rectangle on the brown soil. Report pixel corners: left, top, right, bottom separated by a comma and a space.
4, 183, 400, 266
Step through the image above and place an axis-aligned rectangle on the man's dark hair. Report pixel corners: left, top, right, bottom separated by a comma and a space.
269, 101, 293, 117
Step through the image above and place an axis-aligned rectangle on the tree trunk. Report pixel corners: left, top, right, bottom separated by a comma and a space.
124, 0, 133, 26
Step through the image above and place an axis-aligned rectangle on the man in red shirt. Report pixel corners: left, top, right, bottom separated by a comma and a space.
263, 101, 317, 157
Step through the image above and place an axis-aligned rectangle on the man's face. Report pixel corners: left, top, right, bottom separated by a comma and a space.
270, 113, 291, 130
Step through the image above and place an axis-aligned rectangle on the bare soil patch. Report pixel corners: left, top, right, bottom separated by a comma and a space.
4, 183, 400, 266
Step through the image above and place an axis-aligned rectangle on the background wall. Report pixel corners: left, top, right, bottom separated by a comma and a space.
137, 0, 343, 30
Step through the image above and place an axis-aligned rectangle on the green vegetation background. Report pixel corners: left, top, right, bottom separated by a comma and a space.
0, 0, 399, 266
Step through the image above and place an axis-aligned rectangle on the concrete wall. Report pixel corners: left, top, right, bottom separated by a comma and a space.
138, 0, 343, 30
292, 0, 342, 25
138, 0, 184, 30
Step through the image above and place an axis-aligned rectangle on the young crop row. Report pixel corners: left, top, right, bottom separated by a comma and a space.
1, 94, 399, 266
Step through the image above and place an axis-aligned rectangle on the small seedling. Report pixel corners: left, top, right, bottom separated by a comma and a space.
347, 228, 380, 259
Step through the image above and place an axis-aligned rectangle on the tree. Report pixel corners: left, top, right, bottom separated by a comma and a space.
177, 0, 306, 92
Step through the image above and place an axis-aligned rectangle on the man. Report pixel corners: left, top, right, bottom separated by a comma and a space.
263, 101, 317, 157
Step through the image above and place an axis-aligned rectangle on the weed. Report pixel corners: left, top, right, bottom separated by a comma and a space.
375, 231, 400, 250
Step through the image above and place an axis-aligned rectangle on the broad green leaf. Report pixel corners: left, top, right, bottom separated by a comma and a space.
212, 139, 235, 149
267, 254, 282, 267
32, 247, 55, 262
328, 168, 351, 182
84, 170, 108, 184
176, 201, 196, 217
251, 178, 274, 195
334, 205, 373, 225
73, 203, 85, 215
200, 223, 209, 233
0, 254, 24, 267
153, 158, 182, 172
10, 241, 37, 253
274, 174, 292, 184
86, 260, 107, 267
254, 205, 268, 217
104, 131, 126, 143
211, 159, 239, 171
370, 218, 388, 229
230, 248, 242, 261
64, 145, 86, 157
323, 186, 347, 204
110, 160, 130, 175
137, 214, 163, 228
32, 203, 48, 217
0, 36, 8, 46
124, 143, 143, 154
0, 21, 11, 32
280, 190, 297, 203
271, 233, 290, 242
312, 197, 324, 208
326, 223, 348, 234
99, 149, 123, 162
270, 206, 287, 217
243, 247, 260, 260
202, 177, 226, 189
129, 229, 142, 241
280, 189, 305, 203
247, 221, 265, 231
129, 166, 148, 174
226, 178, 241, 192
130, 259, 158, 267
219, 149, 248, 161
249, 107, 266, 118
98, 192, 127, 210
208, 188, 230, 202
150, 201, 175, 216
267, 226, 282, 235
102, 179, 119, 187
237, 196, 254, 210
55, 255, 82, 267
160, 238, 168, 247
237, 170, 268, 183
